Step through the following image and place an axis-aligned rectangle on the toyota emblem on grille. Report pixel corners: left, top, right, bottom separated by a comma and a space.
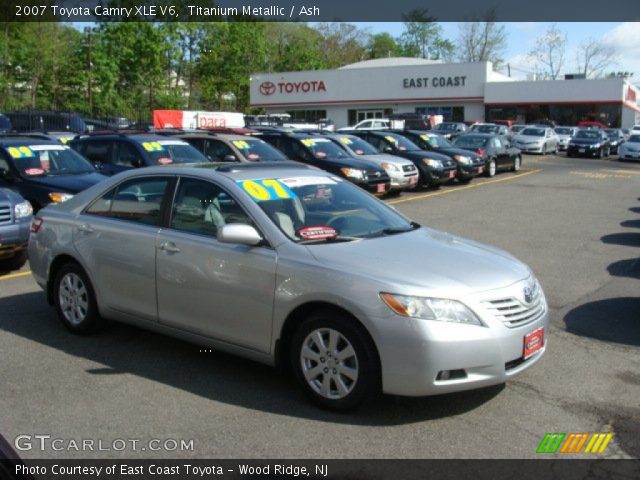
259, 81, 276, 96
523, 286, 533, 304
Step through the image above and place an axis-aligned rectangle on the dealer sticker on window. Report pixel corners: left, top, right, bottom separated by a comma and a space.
237, 179, 297, 202
6, 146, 36, 158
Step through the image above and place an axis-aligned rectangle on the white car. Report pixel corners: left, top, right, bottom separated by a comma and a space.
554, 127, 578, 151
513, 127, 559, 154
339, 119, 389, 131
618, 133, 640, 161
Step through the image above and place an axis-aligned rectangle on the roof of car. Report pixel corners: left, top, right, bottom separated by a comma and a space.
72, 132, 178, 142
458, 133, 497, 138
0, 136, 61, 146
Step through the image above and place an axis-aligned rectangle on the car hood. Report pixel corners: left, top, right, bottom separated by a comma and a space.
514, 135, 545, 143
434, 147, 482, 162
0, 188, 22, 204
400, 149, 452, 163
570, 138, 601, 145
305, 227, 530, 297
24, 172, 107, 193
323, 155, 386, 172
355, 153, 413, 167
556, 135, 572, 141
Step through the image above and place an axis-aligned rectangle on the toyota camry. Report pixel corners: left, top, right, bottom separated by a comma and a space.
28, 162, 548, 410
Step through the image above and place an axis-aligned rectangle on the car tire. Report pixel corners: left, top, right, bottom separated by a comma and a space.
512, 155, 522, 172
458, 177, 472, 184
53, 262, 102, 333
542, 145, 547, 156
290, 310, 380, 411
598, 148, 604, 159
0, 250, 28, 272
486, 159, 497, 177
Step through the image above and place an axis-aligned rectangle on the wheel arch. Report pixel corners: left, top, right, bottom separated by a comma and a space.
275, 301, 381, 375
47, 254, 91, 305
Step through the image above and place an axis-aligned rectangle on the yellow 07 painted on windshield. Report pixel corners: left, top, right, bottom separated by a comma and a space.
238, 179, 295, 202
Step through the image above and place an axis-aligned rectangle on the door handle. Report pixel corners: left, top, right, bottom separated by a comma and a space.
159, 242, 180, 253
77, 224, 94, 234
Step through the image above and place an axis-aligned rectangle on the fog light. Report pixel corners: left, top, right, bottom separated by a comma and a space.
436, 369, 467, 381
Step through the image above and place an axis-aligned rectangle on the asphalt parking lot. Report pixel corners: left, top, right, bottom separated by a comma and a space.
1, 153, 639, 459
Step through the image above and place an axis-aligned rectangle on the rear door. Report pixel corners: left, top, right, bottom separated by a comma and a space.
155, 176, 276, 352
74, 175, 173, 321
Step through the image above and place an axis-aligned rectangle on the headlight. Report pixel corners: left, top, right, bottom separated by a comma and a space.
381, 162, 400, 172
453, 154, 471, 165
380, 293, 484, 326
422, 158, 443, 169
14, 200, 33, 219
339, 168, 365, 180
48, 192, 74, 203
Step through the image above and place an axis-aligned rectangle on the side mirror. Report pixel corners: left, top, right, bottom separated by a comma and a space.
223, 154, 237, 162
132, 157, 143, 168
217, 224, 263, 246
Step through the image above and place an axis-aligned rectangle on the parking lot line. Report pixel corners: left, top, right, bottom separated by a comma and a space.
0, 270, 32, 281
387, 168, 542, 205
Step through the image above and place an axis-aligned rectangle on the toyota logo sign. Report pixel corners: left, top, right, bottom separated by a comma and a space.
260, 81, 276, 96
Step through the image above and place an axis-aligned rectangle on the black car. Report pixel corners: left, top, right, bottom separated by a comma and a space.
14, 131, 77, 145
70, 133, 210, 176
4, 110, 86, 133
431, 122, 467, 140
566, 130, 611, 158
169, 133, 288, 163
604, 129, 624, 154
344, 130, 457, 188
391, 130, 485, 183
258, 132, 390, 194
0, 137, 106, 211
453, 134, 522, 177
0, 114, 12, 133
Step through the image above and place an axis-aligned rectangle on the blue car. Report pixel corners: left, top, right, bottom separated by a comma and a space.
0, 137, 107, 211
0, 188, 32, 271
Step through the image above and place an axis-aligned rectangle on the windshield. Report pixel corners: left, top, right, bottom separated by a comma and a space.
575, 130, 601, 140
453, 136, 489, 149
471, 125, 498, 134
382, 134, 420, 151
434, 123, 457, 131
230, 139, 287, 161
420, 134, 452, 149
521, 128, 545, 137
142, 139, 209, 165
5, 144, 95, 177
628, 135, 640, 143
336, 136, 378, 155
238, 175, 415, 242
511, 125, 526, 133
605, 129, 620, 139
301, 138, 350, 159
554, 127, 573, 135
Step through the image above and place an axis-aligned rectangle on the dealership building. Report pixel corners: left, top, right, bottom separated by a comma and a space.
249, 58, 640, 128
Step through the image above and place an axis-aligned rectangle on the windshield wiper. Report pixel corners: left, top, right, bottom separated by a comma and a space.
298, 235, 359, 245
368, 222, 421, 237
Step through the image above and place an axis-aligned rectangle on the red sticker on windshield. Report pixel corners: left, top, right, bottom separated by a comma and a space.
354, 149, 364, 155
315, 151, 327, 158
297, 226, 338, 241
157, 157, 173, 165
24, 168, 45, 176
247, 153, 260, 161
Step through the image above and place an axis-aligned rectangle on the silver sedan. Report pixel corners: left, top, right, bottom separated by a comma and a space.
29, 162, 548, 410
513, 127, 559, 154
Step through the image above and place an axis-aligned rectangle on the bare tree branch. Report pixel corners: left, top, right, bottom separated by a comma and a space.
529, 24, 567, 80
576, 37, 618, 78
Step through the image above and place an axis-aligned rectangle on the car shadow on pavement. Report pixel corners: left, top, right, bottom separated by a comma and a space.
630, 207, 640, 214
621, 219, 640, 229
607, 258, 640, 280
600, 232, 640, 247
0, 292, 504, 425
563, 297, 640, 347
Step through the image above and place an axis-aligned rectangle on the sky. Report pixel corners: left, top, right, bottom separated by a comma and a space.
358, 22, 640, 80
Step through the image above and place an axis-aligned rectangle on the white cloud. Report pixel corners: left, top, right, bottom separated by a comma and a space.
602, 22, 640, 78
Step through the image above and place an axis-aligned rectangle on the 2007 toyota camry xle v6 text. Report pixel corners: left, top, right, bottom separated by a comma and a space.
28, 162, 548, 410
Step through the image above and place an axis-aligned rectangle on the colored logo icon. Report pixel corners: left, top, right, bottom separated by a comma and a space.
537, 432, 613, 454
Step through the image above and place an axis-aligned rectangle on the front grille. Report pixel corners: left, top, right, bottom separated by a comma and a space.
365, 171, 388, 182
402, 164, 416, 172
483, 282, 545, 328
0, 203, 12, 225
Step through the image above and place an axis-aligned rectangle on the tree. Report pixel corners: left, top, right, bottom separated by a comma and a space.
529, 24, 567, 80
575, 37, 617, 78
457, 12, 507, 67
367, 33, 400, 59
315, 23, 368, 68
398, 10, 454, 61
264, 23, 327, 72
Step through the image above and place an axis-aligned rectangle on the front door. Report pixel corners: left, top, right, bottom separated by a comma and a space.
155, 177, 277, 352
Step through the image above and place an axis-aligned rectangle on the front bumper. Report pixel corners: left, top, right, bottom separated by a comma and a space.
457, 162, 485, 179
567, 145, 600, 157
0, 220, 31, 259
515, 143, 544, 153
424, 166, 457, 185
388, 169, 419, 190
620, 150, 640, 160
370, 286, 549, 396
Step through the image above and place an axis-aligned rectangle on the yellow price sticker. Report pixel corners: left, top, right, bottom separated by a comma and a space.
301, 139, 315, 147
7, 146, 35, 158
142, 142, 163, 152
421, 135, 430, 141
340, 137, 353, 145
385, 136, 397, 143
238, 179, 295, 202
232, 140, 250, 149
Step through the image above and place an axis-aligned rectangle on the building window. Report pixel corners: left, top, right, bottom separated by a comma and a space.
485, 104, 623, 127
415, 106, 464, 122
286, 110, 327, 122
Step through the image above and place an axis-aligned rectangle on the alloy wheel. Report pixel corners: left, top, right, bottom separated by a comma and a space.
300, 328, 359, 400
58, 273, 89, 326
